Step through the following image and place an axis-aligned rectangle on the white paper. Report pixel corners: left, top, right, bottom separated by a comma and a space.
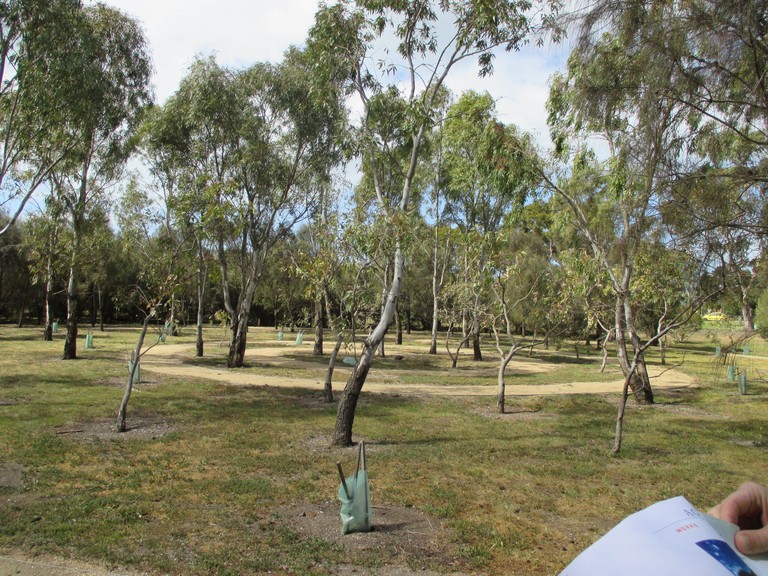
560, 496, 768, 576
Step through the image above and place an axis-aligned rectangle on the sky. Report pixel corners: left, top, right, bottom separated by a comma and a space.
99, 0, 570, 151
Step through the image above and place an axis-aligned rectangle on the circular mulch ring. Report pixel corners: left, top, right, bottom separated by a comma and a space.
52, 416, 173, 442
272, 501, 471, 576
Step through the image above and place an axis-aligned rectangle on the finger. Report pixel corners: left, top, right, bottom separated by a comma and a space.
718, 483, 766, 526
735, 528, 768, 556
708, 504, 723, 520
711, 500, 742, 525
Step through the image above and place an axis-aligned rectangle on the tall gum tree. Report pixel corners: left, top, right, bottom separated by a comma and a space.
0, 0, 90, 236
165, 58, 241, 360
173, 49, 345, 368
306, 0, 563, 446
226, 50, 345, 368
441, 91, 539, 361
53, 3, 152, 360
134, 101, 209, 354
542, 14, 704, 404
569, 0, 768, 316
349, 87, 430, 359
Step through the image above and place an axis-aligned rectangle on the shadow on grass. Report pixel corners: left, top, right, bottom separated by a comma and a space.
365, 435, 460, 448
0, 330, 48, 342
527, 353, 600, 365
0, 374, 43, 391
666, 342, 722, 355
0, 371, 97, 389
152, 384, 345, 425
283, 352, 443, 371
180, 356, 272, 370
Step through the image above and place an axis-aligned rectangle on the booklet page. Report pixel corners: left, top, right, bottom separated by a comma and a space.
560, 496, 768, 576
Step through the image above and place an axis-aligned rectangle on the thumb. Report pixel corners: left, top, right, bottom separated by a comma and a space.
735, 528, 768, 556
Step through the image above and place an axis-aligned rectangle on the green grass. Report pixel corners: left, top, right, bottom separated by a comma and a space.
1, 324, 767, 575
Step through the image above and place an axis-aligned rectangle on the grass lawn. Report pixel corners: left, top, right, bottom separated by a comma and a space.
1, 323, 767, 575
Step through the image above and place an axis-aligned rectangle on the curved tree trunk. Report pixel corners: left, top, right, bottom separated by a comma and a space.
63, 260, 78, 360
195, 240, 207, 357
496, 349, 515, 414
313, 296, 323, 356
333, 340, 376, 446
446, 328, 471, 369
324, 332, 343, 403
615, 295, 654, 405
333, 248, 404, 446
599, 328, 612, 373
228, 314, 249, 368
222, 230, 260, 368
117, 314, 152, 432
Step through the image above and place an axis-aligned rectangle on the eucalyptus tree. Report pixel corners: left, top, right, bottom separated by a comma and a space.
51, 3, 152, 360
307, 0, 563, 446
290, 200, 348, 357
491, 232, 566, 413
0, 210, 28, 322
165, 59, 240, 356
228, 50, 344, 367
133, 100, 209, 352
0, 0, 90, 236
442, 91, 539, 361
175, 48, 345, 368
568, 0, 768, 319
665, 170, 765, 330
543, 12, 706, 403
21, 200, 67, 339
571, 0, 768, 179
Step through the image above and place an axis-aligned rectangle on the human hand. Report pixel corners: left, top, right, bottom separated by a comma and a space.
709, 482, 768, 555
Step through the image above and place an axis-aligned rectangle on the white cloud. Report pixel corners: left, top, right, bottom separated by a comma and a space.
100, 0, 319, 103
447, 46, 569, 151
101, 0, 568, 151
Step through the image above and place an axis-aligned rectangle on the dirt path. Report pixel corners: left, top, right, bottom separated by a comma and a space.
0, 552, 149, 576
138, 342, 696, 396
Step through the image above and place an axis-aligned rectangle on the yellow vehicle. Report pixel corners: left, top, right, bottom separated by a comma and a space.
702, 311, 727, 321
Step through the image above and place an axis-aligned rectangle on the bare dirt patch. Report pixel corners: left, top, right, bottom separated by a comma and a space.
52, 416, 173, 442
0, 462, 26, 489
272, 501, 470, 576
473, 405, 558, 422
